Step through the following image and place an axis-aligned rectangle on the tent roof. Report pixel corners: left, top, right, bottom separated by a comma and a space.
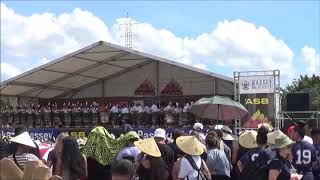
1, 41, 233, 98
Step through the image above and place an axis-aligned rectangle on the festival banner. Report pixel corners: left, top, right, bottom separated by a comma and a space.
0, 127, 196, 140
239, 75, 274, 94
161, 79, 183, 96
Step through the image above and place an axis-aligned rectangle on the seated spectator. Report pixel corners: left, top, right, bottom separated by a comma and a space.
111, 159, 136, 180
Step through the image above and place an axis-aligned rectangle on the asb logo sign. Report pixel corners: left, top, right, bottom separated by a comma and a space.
245, 98, 269, 105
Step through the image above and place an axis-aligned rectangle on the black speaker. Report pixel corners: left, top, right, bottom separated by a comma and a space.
287, 93, 310, 111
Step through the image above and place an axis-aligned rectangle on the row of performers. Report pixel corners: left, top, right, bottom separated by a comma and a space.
1, 102, 195, 128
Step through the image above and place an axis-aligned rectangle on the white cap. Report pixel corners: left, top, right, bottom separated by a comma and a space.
193, 123, 204, 131
154, 128, 166, 139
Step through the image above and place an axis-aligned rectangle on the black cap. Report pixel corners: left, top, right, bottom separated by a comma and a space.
311, 128, 320, 136
296, 120, 307, 128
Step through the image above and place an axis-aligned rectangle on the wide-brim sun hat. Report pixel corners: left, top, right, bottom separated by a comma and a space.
267, 129, 284, 145
9, 131, 36, 148
134, 138, 161, 157
274, 134, 295, 149
221, 126, 234, 141
239, 130, 258, 149
176, 136, 204, 156
258, 123, 274, 132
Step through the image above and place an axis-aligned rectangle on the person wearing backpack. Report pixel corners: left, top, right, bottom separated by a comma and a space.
205, 131, 231, 180
176, 136, 211, 180
268, 134, 301, 180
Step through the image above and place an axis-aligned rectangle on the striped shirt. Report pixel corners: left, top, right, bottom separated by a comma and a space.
8, 153, 39, 169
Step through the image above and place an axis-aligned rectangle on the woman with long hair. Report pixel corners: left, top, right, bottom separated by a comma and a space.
47, 133, 68, 175
56, 136, 87, 180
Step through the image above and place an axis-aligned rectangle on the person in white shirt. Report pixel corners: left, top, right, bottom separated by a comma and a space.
144, 104, 151, 126
110, 104, 119, 127
151, 103, 159, 127
174, 102, 182, 126
182, 103, 190, 127
121, 106, 129, 114
176, 136, 211, 180
164, 102, 174, 127
136, 104, 144, 127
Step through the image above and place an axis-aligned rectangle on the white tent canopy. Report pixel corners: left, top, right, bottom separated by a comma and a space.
1, 41, 233, 99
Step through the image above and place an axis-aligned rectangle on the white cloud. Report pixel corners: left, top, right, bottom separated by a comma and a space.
1, 62, 23, 81
302, 46, 320, 75
1, 3, 296, 82
1, 3, 113, 59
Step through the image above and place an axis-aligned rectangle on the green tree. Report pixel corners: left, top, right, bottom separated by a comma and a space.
0, 97, 9, 111
281, 74, 320, 111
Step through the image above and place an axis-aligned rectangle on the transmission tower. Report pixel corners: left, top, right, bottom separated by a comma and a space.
119, 13, 138, 48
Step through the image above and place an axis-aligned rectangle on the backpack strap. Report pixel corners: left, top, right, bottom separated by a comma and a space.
12, 154, 22, 170
185, 154, 201, 171
185, 155, 203, 180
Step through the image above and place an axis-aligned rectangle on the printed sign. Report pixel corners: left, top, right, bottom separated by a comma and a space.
0, 128, 195, 140
239, 76, 274, 94
240, 93, 275, 127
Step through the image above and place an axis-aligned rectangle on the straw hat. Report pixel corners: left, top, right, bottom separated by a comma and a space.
239, 130, 258, 149
134, 138, 161, 157
176, 136, 204, 156
258, 123, 274, 132
10, 131, 36, 148
267, 129, 284, 145
221, 126, 234, 141
274, 134, 295, 149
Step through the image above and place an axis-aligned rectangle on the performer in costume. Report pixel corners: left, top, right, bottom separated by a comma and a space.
44, 103, 52, 128
1, 106, 8, 127
144, 104, 151, 126
13, 105, 21, 127
27, 104, 35, 128
110, 104, 119, 127
83, 102, 90, 128
20, 105, 27, 127
53, 103, 61, 128
174, 102, 183, 127
164, 102, 174, 128
6, 106, 14, 127
151, 102, 159, 127
35, 105, 42, 128
99, 103, 108, 127
136, 104, 144, 127
91, 102, 99, 127
182, 102, 190, 127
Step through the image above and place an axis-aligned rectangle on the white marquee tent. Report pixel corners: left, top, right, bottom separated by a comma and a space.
1, 41, 233, 102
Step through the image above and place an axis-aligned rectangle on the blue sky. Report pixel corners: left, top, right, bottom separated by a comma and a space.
1, 1, 319, 85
